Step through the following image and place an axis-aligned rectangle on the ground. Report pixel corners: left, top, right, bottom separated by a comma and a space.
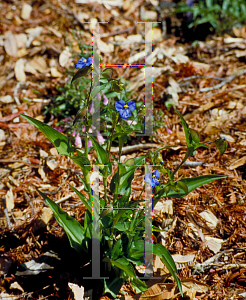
0, 0, 246, 299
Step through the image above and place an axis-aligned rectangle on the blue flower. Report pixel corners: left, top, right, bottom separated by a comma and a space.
75, 57, 93, 69
144, 170, 160, 188
115, 100, 136, 119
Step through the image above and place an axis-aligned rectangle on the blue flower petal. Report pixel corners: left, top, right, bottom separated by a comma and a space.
86, 57, 93, 66
115, 100, 125, 111
120, 108, 131, 119
127, 101, 136, 111
75, 57, 92, 69
144, 173, 152, 186
153, 177, 159, 186
153, 170, 160, 178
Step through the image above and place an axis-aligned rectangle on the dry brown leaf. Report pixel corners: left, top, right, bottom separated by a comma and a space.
199, 210, 218, 229
98, 39, 114, 53
15, 33, 27, 49
229, 156, 246, 170
68, 283, 84, 300
146, 28, 162, 41
50, 67, 62, 77
172, 254, 195, 269
25, 62, 38, 75
4, 32, 18, 57
205, 237, 224, 254
139, 283, 175, 300
40, 207, 53, 225
15, 58, 26, 82
46, 157, 59, 170
182, 278, 209, 293
29, 56, 49, 74
21, 3, 32, 20
127, 34, 142, 43
6, 188, 14, 212
0, 95, 14, 103
59, 47, 72, 67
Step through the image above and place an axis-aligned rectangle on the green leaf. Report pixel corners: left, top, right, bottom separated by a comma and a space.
214, 138, 227, 155
89, 135, 107, 165
101, 67, 114, 80
110, 257, 136, 278
73, 107, 87, 125
71, 66, 91, 84
70, 154, 91, 172
110, 80, 124, 93
153, 243, 183, 296
190, 128, 200, 143
176, 181, 188, 194
130, 278, 148, 294
77, 175, 89, 193
174, 109, 192, 147
38, 191, 86, 254
154, 174, 227, 204
103, 278, 124, 298
69, 184, 92, 215
116, 156, 145, 195
20, 114, 74, 156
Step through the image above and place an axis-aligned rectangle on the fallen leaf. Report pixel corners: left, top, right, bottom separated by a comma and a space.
50, 67, 62, 77
229, 156, 246, 170
59, 47, 72, 67
199, 210, 218, 229
0, 95, 14, 103
98, 39, 114, 53
6, 188, 14, 212
46, 157, 59, 170
10, 281, 24, 293
15, 58, 26, 82
15, 33, 27, 48
68, 283, 85, 300
40, 207, 53, 225
21, 3, 32, 20
29, 56, 49, 73
205, 236, 224, 254
4, 32, 17, 57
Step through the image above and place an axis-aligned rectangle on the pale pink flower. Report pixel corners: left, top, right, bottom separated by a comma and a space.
166, 128, 173, 134
102, 94, 109, 105
96, 131, 105, 144
124, 119, 137, 125
75, 133, 82, 148
89, 102, 95, 114
88, 139, 93, 148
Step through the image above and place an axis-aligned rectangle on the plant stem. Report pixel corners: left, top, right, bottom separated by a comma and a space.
103, 115, 119, 205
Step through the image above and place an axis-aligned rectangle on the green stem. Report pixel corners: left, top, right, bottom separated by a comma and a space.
113, 136, 123, 205
103, 115, 119, 205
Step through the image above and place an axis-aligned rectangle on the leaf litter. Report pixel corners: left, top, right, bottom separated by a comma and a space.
0, 0, 246, 299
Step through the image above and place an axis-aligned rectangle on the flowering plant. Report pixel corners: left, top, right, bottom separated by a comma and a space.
20, 55, 227, 298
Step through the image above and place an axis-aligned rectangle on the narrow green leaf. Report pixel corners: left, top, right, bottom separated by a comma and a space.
153, 243, 183, 296
175, 108, 192, 147
69, 184, 92, 215
154, 174, 227, 204
38, 191, 86, 254
20, 114, 74, 156
110, 257, 136, 278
